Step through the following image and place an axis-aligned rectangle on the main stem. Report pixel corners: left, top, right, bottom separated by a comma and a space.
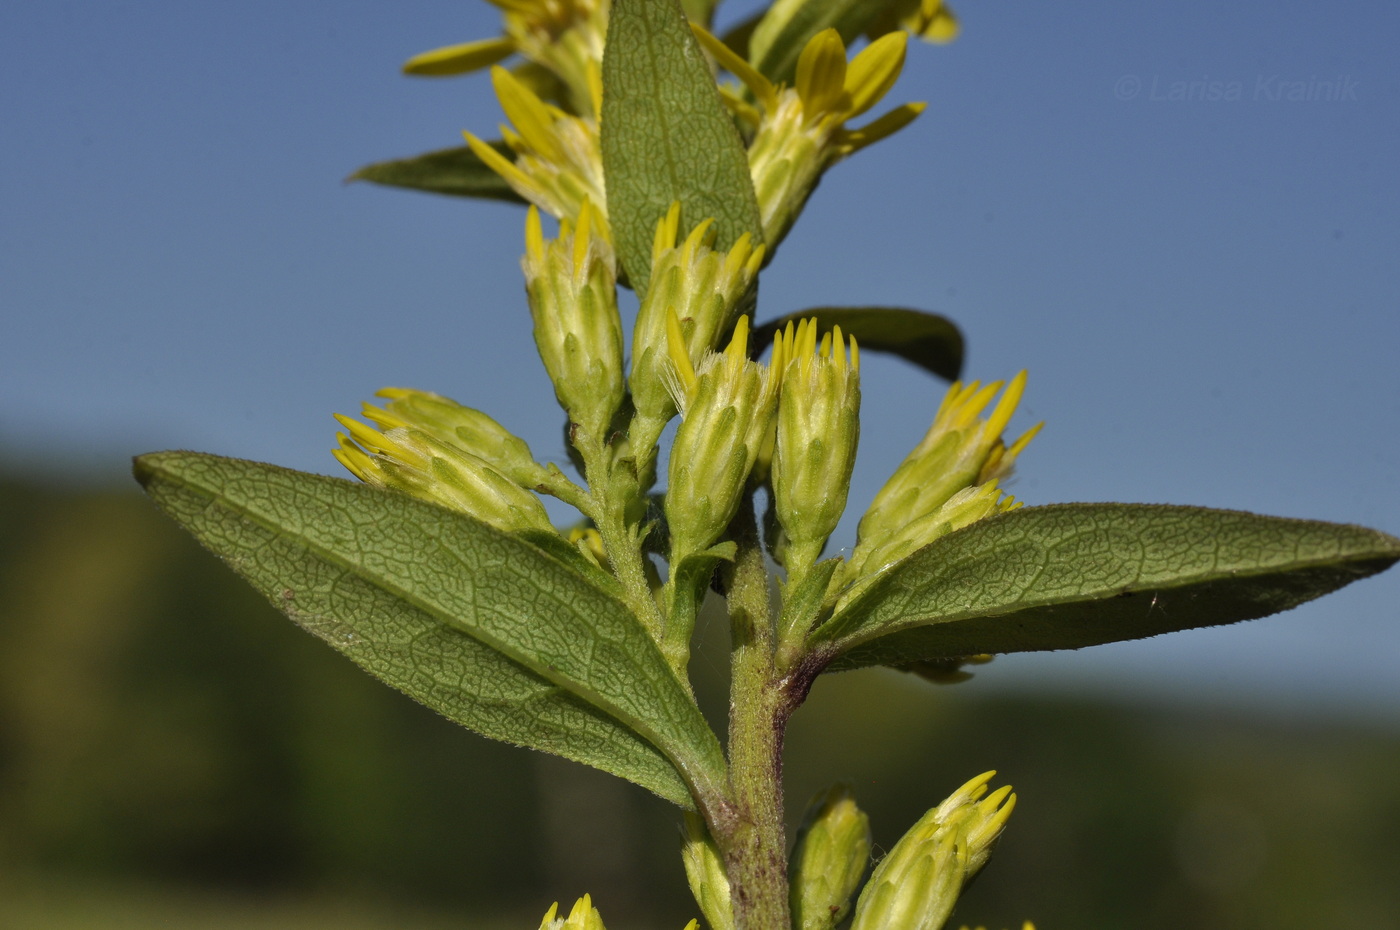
716, 501, 794, 930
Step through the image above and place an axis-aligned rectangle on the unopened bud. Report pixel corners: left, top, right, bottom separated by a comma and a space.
523, 201, 625, 438
358, 387, 545, 487
772, 319, 860, 574
789, 785, 871, 930
847, 482, 1019, 590
537, 894, 607, 930
630, 203, 765, 428
742, 30, 918, 247
681, 813, 734, 930
850, 772, 1016, 930
848, 374, 1040, 586
334, 415, 553, 536
665, 315, 781, 560
464, 65, 604, 224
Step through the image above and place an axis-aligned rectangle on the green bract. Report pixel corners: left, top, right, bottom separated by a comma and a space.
140, 2, 1400, 929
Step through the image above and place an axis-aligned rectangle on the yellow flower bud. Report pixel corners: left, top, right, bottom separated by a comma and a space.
789, 785, 871, 930
665, 315, 781, 561
402, 0, 608, 113
465, 65, 605, 228
523, 200, 625, 438
850, 772, 1016, 930
630, 204, 766, 429
538, 894, 608, 930
357, 387, 544, 488
772, 319, 861, 576
682, 813, 734, 930
847, 373, 1040, 586
694, 25, 921, 248
333, 412, 553, 536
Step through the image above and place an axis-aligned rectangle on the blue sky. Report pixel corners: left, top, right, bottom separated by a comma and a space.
3, 0, 1398, 716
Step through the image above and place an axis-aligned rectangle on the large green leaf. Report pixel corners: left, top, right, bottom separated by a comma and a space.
134, 452, 728, 807
348, 143, 526, 203
601, 0, 763, 295
748, 0, 900, 85
814, 503, 1400, 670
752, 306, 963, 381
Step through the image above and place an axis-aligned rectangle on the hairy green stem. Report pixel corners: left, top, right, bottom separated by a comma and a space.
714, 500, 793, 930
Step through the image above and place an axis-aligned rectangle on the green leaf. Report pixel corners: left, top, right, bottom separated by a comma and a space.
601, 0, 763, 295
777, 558, 841, 651
814, 503, 1400, 670
348, 143, 526, 204
667, 542, 737, 659
752, 307, 963, 381
134, 452, 729, 807
749, 0, 898, 85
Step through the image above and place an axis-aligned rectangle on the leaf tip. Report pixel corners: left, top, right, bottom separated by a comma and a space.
132, 452, 162, 488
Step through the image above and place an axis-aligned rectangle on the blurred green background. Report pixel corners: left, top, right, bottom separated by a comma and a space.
2, 470, 1397, 930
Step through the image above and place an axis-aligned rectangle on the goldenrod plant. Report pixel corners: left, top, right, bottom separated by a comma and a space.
135, 1, 1400, 928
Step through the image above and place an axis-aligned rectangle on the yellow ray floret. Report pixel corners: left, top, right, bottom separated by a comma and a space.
402, 37, 516, 76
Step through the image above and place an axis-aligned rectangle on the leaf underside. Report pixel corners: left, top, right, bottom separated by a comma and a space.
348, 142, 526, 203
817, 503, 1400, 671
135, 452, 728, 807
752, 306, 963, 381
601, 0, 764, 295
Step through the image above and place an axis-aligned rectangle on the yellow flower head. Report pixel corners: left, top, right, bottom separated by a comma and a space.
789, 785, 871, 930
333, 390, 553, 536
465, 64, 605, 230
844, 373, 1041, 589
403, 0, 608, 115
629, 203, 765, 429
863, 0, 961, 46
523, 199, 625, 437
537, 894, 608, 930
850, 772, 1016, 930
692, 25, 925, 247
771, 319, 862, 575
665, 315, 783, 560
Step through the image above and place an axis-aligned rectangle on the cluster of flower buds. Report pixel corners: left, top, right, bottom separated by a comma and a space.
771, 318, 861, 579
630, 204, 766, 435
664, 314, 781, 564
788, 785, 872, 930
849, 772, 1016, 930
333, 388, 553, 536
403, 0, 608, 117
692, 25, 925, 248
522, 198, 624, 440
844, 373, 1042, 593
465, 64, 606, 230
